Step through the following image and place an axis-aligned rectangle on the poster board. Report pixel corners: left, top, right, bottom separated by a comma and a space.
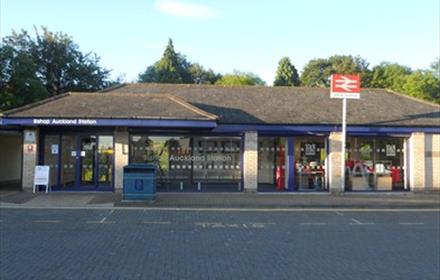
33, 165, 50, 193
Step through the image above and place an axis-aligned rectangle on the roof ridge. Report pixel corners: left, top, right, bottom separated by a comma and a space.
2, 92, 72, 116
165, 94, 218, 120
384, 89, 440, 108
99, 83, 128, 92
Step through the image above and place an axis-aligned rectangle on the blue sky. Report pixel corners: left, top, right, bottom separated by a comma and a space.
1, 0, 439, 84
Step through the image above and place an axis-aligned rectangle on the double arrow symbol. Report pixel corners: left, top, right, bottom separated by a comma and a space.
334, 76, 359, 92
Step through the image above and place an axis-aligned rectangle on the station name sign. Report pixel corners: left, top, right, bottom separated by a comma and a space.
33, 118, 97, 125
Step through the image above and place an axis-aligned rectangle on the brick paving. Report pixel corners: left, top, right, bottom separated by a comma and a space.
0, 208, 439, 280
1, 190, 439, 209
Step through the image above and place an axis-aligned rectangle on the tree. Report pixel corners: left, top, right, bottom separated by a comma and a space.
215, 70, 265, 86
370, 62, 412, 91
139, 39, 192, 84
0, 27, 111, 110
273, 57, 300, 86
138, 39, 221, 85
300, 55, 371, 87
402, 70, 440, 103
189, 63, 221, 84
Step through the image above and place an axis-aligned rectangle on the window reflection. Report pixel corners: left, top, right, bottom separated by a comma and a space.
346, 137, 405, 191
130, 135, 241, 192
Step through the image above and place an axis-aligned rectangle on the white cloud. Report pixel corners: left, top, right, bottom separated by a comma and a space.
155, 0, 222, 19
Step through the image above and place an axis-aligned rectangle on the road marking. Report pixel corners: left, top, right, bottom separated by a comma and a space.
142, 221, 171, 225
87, 217, 114, 224
109, 209, 115, 214
335, 211, 344, 216
399, 222, 425, 225
33, 220, 61, 223
350, 218, 374, 225
1, 205, 440, 212
195, 222, 273, 229
300, 222, 327, 225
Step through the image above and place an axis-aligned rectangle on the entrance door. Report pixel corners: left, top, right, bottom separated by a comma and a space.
80, 136, 97, 187
55, 134, 113, 190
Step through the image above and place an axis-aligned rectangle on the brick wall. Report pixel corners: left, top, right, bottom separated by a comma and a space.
409, 132, 425, 192
114, 128, 129, 190
22, 129, 38, 190
328, 132, 343, 194
243, 131, 258, 192
425, 134, 440, 191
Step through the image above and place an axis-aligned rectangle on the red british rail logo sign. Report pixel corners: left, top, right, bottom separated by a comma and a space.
330, 74, 361, 99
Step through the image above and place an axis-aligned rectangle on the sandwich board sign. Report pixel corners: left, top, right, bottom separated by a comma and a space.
330, 74, 361, 192
33, 165, 50, 193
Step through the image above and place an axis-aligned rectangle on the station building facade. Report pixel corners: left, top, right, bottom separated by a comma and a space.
1, 83, 439, 193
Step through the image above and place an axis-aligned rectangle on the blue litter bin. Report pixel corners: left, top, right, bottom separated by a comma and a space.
123, 163, 156, 200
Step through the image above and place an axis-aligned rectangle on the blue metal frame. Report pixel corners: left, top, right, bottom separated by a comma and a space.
212, 124, 440, 135
287, 137, 295, 191
41, 132, 115, 192
1, 117, 217, 128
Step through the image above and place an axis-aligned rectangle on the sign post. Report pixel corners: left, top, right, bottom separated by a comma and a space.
330, 74, 361, 192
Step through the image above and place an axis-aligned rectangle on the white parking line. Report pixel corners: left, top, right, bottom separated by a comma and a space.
33, 220, 61, 223
300, 222, 327, 225
142, 221, 171, 224
335, 211, 344, 216
87, 217, 114, 224
399, 222, 425, 225
350, 218, 374, 225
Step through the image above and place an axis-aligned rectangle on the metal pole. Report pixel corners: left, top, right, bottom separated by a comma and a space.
341, 98, 347, 192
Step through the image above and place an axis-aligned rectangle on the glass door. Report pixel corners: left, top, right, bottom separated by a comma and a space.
60, 135, 77, 189
80, 136, 97, 187
97, 136, 114, 187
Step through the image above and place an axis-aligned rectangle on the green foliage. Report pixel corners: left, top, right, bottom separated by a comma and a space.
300, 55, 439, 103
300, 55, 370, 87
370, 62, 412, 90
216, 71, 265, 86
189, 63, 221, 84
402, 70, 440, 103
0, 27, 111, 110
273, 57, 300, 86
138, 39, 220, 84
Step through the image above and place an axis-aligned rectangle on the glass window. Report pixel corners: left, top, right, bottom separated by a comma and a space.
43, 135, 59, 187
130, 135, 241, 192
258, 137, 287, 191
60, 135, 76, 188
346, 137, 405, 191
98, 136, 113, 186
295, 137, 326, 191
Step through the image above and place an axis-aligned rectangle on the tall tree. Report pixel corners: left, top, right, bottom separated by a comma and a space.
138, 39, 221, 84
189, 63, 221, 84
0, 27, 111, 110
0, 31, 47, 109
300, 55, 371, 87
370, 62, 412, 90
139, 39, 192, 84
402, 70, 440, 103
216, 71, 265, 86
273, 57, 300, 86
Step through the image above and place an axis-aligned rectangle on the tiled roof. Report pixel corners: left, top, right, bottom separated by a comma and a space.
4, 83, 439, 127
4, 92, 217, 121
104, 83, 440, 127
